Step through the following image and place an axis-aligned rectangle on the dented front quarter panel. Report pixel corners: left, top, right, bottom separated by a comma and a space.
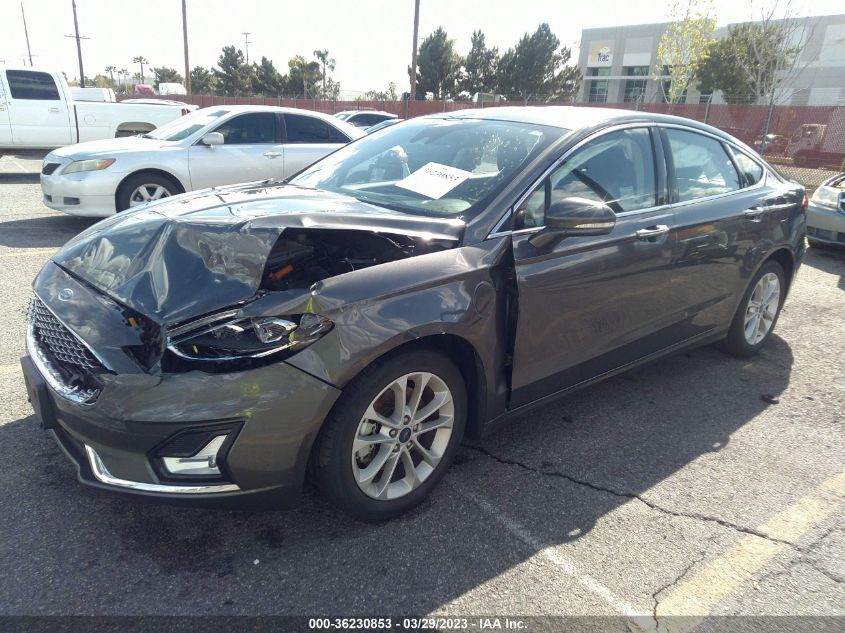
242, 237, 514, 426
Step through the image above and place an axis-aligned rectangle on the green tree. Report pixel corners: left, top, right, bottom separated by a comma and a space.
251, 56, 286, 96
152, 66, 183, 90
497, 23, 574, 103
132, 56, 149, 84
287, 54, 322, 97
313, 49, 336, 98
695, 38, 752, 103
104, 65, 117, 87
655, 0, 716, 104
416, 27, 462, 100
460, 30, 499, 97
213, 45, 251, 95
190, 66, 216, 95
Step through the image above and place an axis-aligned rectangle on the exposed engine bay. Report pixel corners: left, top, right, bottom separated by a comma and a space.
260, 228, 456, 291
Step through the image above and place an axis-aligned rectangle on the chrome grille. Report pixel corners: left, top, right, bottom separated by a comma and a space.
41, 162, 60, 175
29, 298, 103, 371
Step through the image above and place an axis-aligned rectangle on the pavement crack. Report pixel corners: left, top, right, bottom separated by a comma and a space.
651, 543, 714, 632
466, 445, 795, 547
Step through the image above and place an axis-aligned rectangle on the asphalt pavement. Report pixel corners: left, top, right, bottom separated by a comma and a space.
0, 183, 842, 629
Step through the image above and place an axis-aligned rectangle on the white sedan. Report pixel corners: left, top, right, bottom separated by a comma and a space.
40, 105, 364, 216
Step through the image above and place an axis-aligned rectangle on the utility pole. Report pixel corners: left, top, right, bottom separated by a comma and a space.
182, 0, 191, 93
409, 0, 420, 100
66, 0, 88, 87
21, 2, 33, 66
242, 32, 252, 65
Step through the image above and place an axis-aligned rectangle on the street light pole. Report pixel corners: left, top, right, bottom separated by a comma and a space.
182, 0, 191, 93
409, 0, 420, 100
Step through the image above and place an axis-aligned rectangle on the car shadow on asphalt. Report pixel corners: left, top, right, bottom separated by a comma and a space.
0, 216, 99, 249
0, 335, 795, 615
804, 245, 845, 290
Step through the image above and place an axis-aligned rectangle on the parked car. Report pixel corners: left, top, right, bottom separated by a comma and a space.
806, 173, 845, 248
366, 118, 402, 134
334, 110, 398, 129
40, 105, 364, 216
70, 87, 117, 103
158, 82, 187, 96
0, 67, 192, 156
22, 107, 806, 521
121, 98, 197, 109
132, 84, 156, 96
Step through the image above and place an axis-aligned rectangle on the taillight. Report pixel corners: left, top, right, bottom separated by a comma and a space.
802, 193, 808, 214
180, 108, 189, 116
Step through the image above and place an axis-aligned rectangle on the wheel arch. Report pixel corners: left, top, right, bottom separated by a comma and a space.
764, 247, 795, 290
114, 168, 187, 210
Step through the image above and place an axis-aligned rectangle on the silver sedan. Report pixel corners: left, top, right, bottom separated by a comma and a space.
40, 105, 364, 217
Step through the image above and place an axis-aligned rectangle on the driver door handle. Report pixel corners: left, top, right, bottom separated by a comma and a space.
263, 151, 282, 159
636, 225, 669, 241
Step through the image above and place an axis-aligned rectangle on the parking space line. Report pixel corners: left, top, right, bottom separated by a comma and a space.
0, 364, 21, 376
451, 480, 650, 622
655, 470, 845, 628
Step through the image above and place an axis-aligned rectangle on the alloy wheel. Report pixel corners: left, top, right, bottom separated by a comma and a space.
743, 272, 780, 345
351, 372, 454, 501
129, 184, 171, 207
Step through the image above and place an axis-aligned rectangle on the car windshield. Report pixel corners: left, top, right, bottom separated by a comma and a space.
143, 109, 230, 141
290, 117, 561, 217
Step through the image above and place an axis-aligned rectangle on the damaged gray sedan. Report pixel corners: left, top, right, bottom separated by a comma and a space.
21, 107, 806, 521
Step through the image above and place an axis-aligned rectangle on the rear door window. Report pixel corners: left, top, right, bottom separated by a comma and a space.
285, 113, 338, 143
665, 129, 740, 202
730, 148, 764, 188
6, 70, 61, 100
212, 112, 276, 144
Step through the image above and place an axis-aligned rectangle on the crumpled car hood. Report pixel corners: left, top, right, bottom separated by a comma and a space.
51, 183, 465, 324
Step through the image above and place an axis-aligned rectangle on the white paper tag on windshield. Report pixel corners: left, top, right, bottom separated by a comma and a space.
395, 162, 472, 199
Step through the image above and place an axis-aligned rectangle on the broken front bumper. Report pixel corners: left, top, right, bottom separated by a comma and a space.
23, 332, 341, 508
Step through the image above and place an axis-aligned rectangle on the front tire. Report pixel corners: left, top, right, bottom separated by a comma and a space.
116, 172, 181, 211
313, 349, 467, 522
720, 260, 785, 357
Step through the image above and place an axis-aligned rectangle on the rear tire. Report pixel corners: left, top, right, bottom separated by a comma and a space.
719, 260, 785, 357
116, 172, 181, 211
312, 348, 467, 522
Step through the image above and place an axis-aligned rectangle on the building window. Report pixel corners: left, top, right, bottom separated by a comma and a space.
621, 66, 648, 103
586, 67, 610, 103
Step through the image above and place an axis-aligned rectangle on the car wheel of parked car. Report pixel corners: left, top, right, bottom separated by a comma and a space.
313, 348, 467, 522
720, 260, 785, 357
117, 173, 181, 211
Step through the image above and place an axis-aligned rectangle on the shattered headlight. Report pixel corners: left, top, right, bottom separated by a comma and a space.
167, 311, 333, 362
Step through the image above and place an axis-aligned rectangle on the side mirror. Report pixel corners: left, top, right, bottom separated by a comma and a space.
201, 132, 224, 147
528, 197, 616, 249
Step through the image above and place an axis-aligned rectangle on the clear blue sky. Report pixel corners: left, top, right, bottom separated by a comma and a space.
1, 0, 842, 96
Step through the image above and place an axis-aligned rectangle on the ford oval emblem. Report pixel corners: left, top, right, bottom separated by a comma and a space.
57, 288, 74, 302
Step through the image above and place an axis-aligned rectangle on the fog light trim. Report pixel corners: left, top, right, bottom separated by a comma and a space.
161, 435, 227, 477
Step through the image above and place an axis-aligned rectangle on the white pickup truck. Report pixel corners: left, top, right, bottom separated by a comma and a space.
0, 67, 196, 156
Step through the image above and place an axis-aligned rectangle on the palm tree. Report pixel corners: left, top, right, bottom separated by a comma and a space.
132, 56, 149, 84
104, 65, 117, 87
313, 49, 335, 98
119, 68, 128, 92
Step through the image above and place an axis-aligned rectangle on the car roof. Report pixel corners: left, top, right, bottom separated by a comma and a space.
336, 110, 397, 118
192, 105, 365, 137
430, 105, 740, 142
